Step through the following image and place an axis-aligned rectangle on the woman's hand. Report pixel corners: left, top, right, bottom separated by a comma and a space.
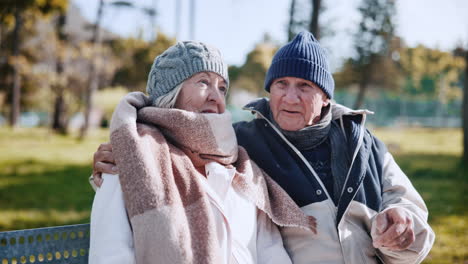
92, 142, 118, 187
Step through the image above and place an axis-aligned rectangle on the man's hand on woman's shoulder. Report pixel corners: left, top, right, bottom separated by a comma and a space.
92, 142, 118, 187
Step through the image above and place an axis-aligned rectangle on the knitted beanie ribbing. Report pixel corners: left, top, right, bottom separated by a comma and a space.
264, 31, 334, 99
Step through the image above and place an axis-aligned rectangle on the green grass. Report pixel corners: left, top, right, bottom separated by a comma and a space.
0, 127, 466, 263
373, 128, 462, 155
373, 128, 467, 264
0, 127, 108, 230
395, 153, 467, 263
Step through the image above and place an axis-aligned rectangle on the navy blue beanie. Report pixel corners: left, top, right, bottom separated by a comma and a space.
264, 31, 334, 99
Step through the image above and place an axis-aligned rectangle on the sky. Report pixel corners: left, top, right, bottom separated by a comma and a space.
72, 0, 468, 69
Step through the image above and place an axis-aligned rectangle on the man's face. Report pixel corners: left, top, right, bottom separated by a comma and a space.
269, 77, 330, 131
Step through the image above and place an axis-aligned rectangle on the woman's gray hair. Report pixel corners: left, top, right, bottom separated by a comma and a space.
152, 82, 184, 108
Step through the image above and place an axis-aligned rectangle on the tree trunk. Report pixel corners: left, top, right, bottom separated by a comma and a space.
0, 14, 4, 57
52, 13, 68, 134
80, 0, 104, 139
463, 50, 468, 163
9, 9, 22, 128
354, 68, 370, 109
52, 90, 67, 133
309, 0, 321, 39
287, 0, 297, 41
354, 81, 368, 109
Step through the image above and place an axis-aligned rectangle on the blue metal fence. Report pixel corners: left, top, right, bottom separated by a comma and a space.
0, 224, 90, 264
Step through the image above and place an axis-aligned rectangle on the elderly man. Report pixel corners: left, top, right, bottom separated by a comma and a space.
91, 32, 434, 263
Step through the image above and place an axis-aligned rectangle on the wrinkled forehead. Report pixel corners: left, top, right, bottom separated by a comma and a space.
189, 71, 228, 84
272, 76, 321, 89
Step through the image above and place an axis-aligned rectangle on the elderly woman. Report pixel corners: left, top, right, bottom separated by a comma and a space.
88, 41, 315, 264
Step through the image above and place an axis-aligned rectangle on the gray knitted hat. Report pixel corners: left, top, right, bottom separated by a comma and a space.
146, 41, 229, 104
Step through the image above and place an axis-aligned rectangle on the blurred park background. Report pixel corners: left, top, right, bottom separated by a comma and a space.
0, 0, 467, 263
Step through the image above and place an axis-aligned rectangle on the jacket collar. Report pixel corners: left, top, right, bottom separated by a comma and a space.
243, 97, 271, 117
331, 103, 373, 120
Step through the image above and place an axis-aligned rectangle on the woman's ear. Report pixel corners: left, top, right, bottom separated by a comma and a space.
323, 98, 331, 107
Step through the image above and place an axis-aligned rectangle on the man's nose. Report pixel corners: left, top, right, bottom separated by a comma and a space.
284, 86, 300, 103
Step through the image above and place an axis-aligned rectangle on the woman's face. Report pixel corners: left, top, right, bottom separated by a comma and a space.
175, 72, 227, 114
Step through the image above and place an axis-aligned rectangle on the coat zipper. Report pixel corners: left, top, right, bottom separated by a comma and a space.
335, 114, 369, 264
245, 105, 376, 264
336, 114, 367, 209
245, 108, 338, 219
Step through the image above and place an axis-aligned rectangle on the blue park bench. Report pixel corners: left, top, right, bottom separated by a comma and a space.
0, 224, 90, 264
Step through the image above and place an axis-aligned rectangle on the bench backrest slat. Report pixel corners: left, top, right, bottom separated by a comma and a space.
0, 224, 90, 264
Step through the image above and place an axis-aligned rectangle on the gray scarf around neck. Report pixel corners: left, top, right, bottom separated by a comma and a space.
269, 105, 332, 150
268, 104, 350, 204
